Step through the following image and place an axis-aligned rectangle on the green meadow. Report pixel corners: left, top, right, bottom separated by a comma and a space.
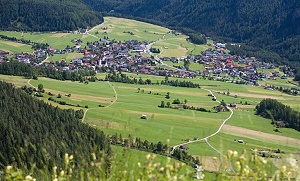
0, 40, 33, 53
0, 31, 97, 50
152, 37, 210, 57
48, 53, 84, 63
89, 17, 169, 42
1, 74, 299, 159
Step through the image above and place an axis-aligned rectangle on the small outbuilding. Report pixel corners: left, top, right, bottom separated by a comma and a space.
140, 114, 147, 119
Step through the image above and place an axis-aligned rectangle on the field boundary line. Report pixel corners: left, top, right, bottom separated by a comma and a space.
82, 81, 117, 124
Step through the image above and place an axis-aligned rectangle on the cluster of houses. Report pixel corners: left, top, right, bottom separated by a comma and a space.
194, 48, 294, 84
0, 51, 9, 63
0, 39, 295, 84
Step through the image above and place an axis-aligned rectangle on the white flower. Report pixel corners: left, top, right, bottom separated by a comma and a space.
233, 151, 238, 157
25, 175, 33, 181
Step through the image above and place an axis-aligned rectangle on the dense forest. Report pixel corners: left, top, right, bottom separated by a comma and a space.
0, 81, 112, 179
0, 0, 103, 31
256, 99, 300, 132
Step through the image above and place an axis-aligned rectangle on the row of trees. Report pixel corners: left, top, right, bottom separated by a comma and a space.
105, 73, 200, 88
150, 47, 160, 53
256, 99, 300, 131
108, 133, 199, 166
0, 60, 96, 81
0, 34, 49, 50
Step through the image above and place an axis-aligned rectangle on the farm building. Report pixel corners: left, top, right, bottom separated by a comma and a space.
140, 114, 147, 119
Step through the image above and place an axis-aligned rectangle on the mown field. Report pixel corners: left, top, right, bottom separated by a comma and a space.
0, 40, 33, 53
1, 74, 300, 164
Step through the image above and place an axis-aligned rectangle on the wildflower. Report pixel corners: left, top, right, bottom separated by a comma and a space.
281, 166, 287, 173
261, 158, 267, 164
91, 153, 96, 161
69, 155, 74, 160
146, 154, 151, 160
25, 175, 33, 181
60, 170, 65, 177
227, 150, 233, 158
233, 151, 238, 157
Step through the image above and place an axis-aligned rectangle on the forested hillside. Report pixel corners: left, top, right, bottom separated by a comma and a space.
256, 99, 300, 132
83, 0, 300, 63
0, 81, 111, 179
0, 0, 103, 31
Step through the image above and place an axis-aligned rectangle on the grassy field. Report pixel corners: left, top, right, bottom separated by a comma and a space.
1, 74, 299, 154
47, 53, 84, 63
89, 17, 169, 42
153, 37, 210, 57
0, 40, 33, 53
111, 146, 193, 174
0, 32, 96, 50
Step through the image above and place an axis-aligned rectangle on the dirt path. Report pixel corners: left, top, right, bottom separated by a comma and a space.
105, 81, 117, 108
82, 81, 117, 123
27, 79, 35, 88
222, 124, 300, 147
28, 79, 118, 124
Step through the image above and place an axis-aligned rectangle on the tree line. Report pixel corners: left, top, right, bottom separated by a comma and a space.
105, 73, 200, 88
108, 133, 199, 166
0, 34, 49, 50
0, 60, 96, 81
256, 98, 300, 131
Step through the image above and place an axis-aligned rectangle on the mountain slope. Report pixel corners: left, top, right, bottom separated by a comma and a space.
0, 0, 104, 31
0, 81, 111, 178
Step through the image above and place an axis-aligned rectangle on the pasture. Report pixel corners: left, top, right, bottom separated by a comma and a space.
1, 74, 299, 161
152, 37, 211, 57
48, 53, 84, 63
0, 40, 32, 53
0, 31, 96, 50
89, 17, 169, 42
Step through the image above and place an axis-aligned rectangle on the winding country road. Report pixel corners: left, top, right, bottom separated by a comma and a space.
170, 88, 235, 173
172, 89, 233, 150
